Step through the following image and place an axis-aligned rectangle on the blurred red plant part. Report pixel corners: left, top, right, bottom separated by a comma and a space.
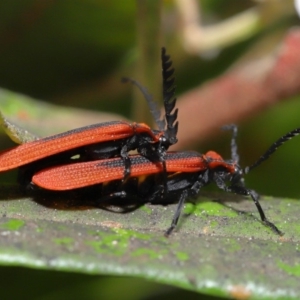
173, 28, 300, 150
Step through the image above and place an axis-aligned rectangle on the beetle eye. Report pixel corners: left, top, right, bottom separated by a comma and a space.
159, 136, 167, 144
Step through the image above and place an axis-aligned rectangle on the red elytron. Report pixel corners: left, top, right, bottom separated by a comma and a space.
31, 151, 226, 190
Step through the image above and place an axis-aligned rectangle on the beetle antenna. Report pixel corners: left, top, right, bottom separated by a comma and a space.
161, 47, 178, 145
245, 128, 300, 173
122, 48, 178, 143
222, 124, 239, 163
121, 77, 165, 131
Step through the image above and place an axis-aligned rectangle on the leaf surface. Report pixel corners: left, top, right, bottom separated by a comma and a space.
0, 185, 298, 299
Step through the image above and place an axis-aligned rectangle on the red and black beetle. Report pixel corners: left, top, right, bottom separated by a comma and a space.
2, 47, 299, 236
0, 48, 178, 181
30, 126, 282, 236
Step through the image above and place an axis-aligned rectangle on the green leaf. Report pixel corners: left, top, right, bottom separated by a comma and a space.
0, 185, 298, 299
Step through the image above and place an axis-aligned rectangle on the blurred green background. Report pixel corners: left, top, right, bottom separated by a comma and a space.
0, 0, 299, 299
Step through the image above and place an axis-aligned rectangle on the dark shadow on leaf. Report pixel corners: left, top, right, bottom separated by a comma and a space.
27, 186, 145, 214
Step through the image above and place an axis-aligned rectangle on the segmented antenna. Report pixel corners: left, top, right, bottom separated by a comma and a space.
122, 48, 178, 144
222, 124, 239, 163
161, 47, 178, 145
245, 127, 300, 173
121, 77, 165, 132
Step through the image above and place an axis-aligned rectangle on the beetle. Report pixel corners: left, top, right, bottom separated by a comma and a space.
30, 126, 282, 236
0, 48, 178, 180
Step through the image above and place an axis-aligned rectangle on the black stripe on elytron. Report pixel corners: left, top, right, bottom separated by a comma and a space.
95, 151, 204, 169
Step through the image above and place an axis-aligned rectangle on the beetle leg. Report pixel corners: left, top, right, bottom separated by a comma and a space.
165, 189, 188, 236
